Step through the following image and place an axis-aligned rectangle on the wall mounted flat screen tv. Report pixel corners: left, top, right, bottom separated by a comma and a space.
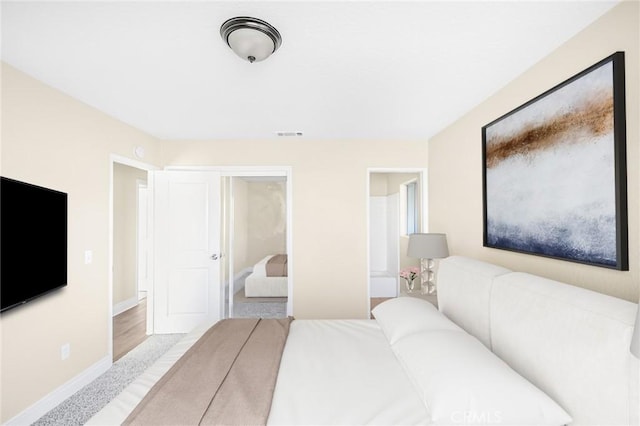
1, 177, 68, 313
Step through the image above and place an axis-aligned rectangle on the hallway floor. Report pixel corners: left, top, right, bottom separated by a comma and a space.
113, 298, 147, 362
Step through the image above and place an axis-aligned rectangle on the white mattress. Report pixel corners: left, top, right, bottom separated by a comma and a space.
88, 319, 430, 425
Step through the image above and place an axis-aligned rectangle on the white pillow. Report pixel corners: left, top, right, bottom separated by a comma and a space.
372, 297, 462, 344
392, 330, 572, 425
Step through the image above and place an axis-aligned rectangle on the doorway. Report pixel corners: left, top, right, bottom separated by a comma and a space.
224, 176, 288, 319
367, 169, 426, 313
109, 155, 158, 362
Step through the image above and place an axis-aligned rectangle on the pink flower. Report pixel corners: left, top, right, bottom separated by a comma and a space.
400, 267, 419, 281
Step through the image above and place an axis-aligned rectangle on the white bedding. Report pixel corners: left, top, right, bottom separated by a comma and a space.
89, 304, 571, 425
268, 320, 430, 425
89, 255, 634, 425
89, 319, 429, 425
245, 255, 288, 297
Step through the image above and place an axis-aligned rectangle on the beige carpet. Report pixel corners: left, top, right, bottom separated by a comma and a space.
34, 333, 185, 425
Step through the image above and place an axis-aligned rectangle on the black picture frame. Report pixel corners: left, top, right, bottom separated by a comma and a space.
482, 52, 628, 270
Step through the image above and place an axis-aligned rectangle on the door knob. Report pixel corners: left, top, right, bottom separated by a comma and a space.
211, 254, 219, 260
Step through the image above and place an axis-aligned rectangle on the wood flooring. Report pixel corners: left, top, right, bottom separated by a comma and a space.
113, 298, 148, 362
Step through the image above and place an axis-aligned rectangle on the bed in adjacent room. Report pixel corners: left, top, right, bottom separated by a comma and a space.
244, 254, 289, 298
88, 256, 639, 426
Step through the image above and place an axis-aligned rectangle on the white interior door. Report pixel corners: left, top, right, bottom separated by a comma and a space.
153, 171, 221, 333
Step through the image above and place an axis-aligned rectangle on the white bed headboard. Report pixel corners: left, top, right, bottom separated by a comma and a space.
438, 256, 639, 426
437, 256, 511, 349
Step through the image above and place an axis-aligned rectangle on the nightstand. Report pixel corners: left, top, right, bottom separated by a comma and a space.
399, 290, 438, 308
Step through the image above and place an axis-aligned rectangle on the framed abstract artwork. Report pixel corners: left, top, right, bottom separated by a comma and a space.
482, 52, 628, 270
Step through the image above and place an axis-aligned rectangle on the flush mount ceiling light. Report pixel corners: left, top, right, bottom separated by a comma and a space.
220, 16, 282, 63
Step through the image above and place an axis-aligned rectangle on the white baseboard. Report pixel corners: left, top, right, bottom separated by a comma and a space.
113, 296, 139, 317
5, 355, 112, 426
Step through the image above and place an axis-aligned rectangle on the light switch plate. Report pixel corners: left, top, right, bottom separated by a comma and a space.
61, 343, 70, 360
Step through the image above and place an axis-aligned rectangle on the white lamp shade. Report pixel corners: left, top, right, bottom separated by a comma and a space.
631, 305, 640, 358
407, 233, 449, 259
227, 28, 276, 63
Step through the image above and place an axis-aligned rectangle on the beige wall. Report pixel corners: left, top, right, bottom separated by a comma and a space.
369, 173, 388, 196
0, 63, 160, 422
429, 1, 639, 303
232, 179, 287, 276
247, 181, 287, 266
232, 178, 250, 275
161, 139, 428, 318
113, 163, 147, 305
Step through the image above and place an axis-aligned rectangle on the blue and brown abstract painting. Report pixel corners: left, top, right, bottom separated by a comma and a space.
482, 52, 628, 270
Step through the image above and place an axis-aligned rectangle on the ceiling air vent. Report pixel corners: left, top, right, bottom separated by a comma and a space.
276, 131, 303, 137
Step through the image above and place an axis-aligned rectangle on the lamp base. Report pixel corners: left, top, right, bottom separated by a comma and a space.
420, 258, 437, 295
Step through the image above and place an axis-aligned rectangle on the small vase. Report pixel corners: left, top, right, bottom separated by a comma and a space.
404, 278, 415, 293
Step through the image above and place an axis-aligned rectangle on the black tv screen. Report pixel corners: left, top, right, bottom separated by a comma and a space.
1, 177, 68, 313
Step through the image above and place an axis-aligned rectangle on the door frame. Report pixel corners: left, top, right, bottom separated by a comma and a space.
136, 179, 149, 301
108, 154, 159, 361
366, 168, 427, 316
165, 166, 294, 317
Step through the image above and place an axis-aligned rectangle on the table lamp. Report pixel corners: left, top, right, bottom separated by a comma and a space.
407, 233, 449, 295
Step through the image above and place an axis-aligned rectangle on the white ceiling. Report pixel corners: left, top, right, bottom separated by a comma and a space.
1, 1, 618, 141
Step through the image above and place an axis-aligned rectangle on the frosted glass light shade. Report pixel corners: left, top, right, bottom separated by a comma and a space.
227, 28, 275, 63
220, 17, 282, 63
407, 233, 449, 259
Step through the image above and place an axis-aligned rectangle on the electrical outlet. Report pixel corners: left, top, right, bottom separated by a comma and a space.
84, 250, 93, 265
61, 343, 70, 360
